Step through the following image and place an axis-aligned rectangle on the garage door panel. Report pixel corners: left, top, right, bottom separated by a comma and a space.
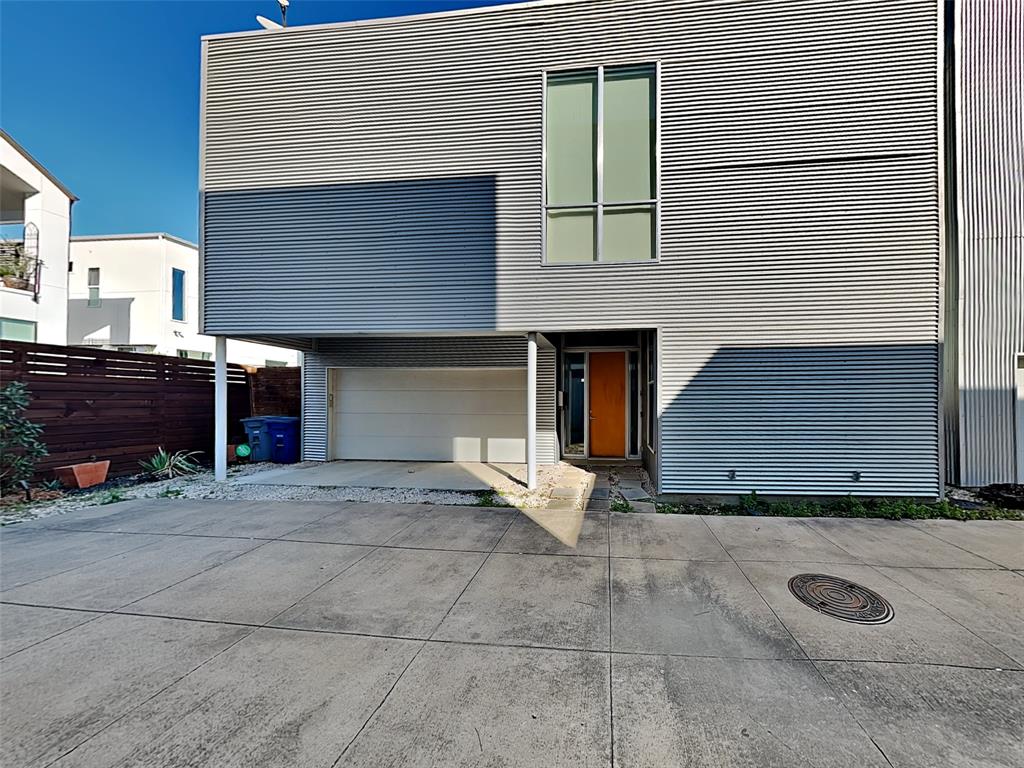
336, 413, 527, 439
342, 436, 525, 463
340, 368, 526, 391
332, 367, 528, 462
337, 388, 526, 416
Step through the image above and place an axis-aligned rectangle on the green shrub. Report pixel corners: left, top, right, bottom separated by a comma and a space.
139, 448, 202, 479
0, 382, 47, 492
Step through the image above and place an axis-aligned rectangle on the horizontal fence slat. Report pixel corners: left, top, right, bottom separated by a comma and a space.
1, 341, 255, 481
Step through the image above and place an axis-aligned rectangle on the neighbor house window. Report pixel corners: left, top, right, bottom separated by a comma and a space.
0, 317, 37, 342
87, 268, 100, 307
177, 349, 211, 360
171, 268, 185, 321
545, 64, 657, 263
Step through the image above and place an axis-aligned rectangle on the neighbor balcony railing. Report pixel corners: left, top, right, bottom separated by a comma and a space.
0, 239, 42, 301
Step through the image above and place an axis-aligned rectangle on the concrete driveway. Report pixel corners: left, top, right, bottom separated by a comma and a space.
1, 501, 1021, 767
236, 460, 530, 491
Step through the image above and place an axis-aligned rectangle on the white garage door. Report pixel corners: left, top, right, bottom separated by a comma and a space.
332, 368, 527, 462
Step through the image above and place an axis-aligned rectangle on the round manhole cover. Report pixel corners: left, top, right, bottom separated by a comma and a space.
787, 573, 894, 625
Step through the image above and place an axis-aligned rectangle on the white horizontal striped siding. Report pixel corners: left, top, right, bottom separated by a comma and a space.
300, 336, 557, 464
203, 0, 942, 496
955, 0, 1024, 486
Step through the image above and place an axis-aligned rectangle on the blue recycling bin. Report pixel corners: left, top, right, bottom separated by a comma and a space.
240, 417, 272, 462
265, 416, 301, 464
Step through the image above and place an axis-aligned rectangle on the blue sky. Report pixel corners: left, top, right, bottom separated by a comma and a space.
0, 0, 515, 242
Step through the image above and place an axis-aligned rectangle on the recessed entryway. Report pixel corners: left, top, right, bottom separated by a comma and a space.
561, 341, 644, 461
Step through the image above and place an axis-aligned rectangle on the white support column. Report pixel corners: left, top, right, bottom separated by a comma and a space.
527, 332, 537, 491
214, 335, 227, 482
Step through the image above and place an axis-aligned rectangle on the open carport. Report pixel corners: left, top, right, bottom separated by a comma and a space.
1, 499, 1021, 767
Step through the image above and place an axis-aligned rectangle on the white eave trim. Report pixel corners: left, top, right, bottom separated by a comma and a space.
201, 0, 582, 41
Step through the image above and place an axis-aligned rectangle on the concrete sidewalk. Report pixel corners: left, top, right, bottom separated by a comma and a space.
1, 501, 1021, 767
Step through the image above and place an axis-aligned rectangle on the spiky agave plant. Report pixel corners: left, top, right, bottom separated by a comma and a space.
139, 448, 203, 479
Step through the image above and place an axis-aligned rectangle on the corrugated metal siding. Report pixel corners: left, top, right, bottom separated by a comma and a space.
202, 0, 942, 496
300, 336, 557, 464
955, 0, 1024, 486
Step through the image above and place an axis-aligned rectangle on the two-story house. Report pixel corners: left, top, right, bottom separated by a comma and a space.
199, 0, 1022, 492
0, 129, 74, 345
67, 233, 299, 367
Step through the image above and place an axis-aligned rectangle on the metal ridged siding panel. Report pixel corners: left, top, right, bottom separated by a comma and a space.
300, 336, 557, 464
956, 0, 1024, 486
203, 0, 942, 496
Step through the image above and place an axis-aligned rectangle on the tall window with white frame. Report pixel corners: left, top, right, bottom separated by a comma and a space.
545, 64, 657, 263
171, 268, 185, 322
87, 268, 101, 307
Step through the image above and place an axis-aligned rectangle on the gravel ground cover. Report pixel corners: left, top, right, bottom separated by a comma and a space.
1, 461, 593, 526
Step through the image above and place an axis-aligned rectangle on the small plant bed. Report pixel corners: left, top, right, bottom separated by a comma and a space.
654, 491, 1022, 521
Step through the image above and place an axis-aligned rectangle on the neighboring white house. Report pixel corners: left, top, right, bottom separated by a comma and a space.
0, 129, 75, 345
68, 234, 298, 367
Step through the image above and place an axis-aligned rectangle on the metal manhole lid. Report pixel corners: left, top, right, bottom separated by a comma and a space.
787, 573, 894, 625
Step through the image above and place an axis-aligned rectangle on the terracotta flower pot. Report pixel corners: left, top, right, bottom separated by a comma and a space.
2, 275, 29, 290
54, 460, 111, 489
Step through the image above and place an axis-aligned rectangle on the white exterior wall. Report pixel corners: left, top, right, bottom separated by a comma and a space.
68, 235, 298, 367
0, 136, 72, 345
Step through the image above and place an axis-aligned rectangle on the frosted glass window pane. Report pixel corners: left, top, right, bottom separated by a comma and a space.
546, 208, 596, 263
546, 72, 597, 205
603, 205, 654, 262
603, 67, 655, 203
0, 318, 36, 342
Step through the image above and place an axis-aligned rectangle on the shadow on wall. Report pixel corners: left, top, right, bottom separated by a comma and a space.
959, 385, 1022, 487
660, 343, 941, 498
67, 298, 134, 346
202, 175, 498, 333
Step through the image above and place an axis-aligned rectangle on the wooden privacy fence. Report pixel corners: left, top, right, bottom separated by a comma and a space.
250, 366, 301, 417
1, 341, 252, 479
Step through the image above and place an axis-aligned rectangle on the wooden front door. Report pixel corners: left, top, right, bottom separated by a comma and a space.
588, 351, 626, 457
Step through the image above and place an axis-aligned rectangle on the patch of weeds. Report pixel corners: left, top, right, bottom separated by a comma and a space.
711, 491, 1022, 521
98, 489, 127, 505
157, 488, 183, 499
476, 491, 513, 508
610, 497, 634, 513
